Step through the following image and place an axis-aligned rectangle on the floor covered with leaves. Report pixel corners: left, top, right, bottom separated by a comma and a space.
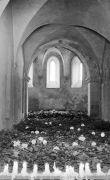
0, 110, 110, 173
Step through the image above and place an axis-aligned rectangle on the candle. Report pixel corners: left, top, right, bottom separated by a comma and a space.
79, 163, 85, 178
44, 163, 50, 175
21, 161, 27, 176
96, 163, 104, 175
32, 164, 38, 177
12, 161, 18, 176
3, 164, 9, 175
85, 163, 91, 176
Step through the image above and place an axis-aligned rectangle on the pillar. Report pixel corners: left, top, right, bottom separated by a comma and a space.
23, 74, 30, 117
13, 47, 24, 124
102, 81, 110, 121
88, 81, 101, 118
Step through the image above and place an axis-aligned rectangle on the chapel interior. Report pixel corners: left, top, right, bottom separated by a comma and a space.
1, 0, 110, 178
0, 0, 110, 130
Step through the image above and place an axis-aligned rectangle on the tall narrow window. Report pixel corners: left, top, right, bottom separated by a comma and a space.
71, 56, 83, 88
28, 63, 33, 87
50, 60, 56, 82
47, 56, 60, 88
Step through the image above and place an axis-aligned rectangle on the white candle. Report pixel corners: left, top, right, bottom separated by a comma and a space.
79, 163, 85, 178
85, 163, 91, 176
32, 164, 38, 176
53, 162, 61, 175
12, 161, 18, 176
96, 163, 104, 175
65, 165, 70, 174
3, 164, 9, 175
21, 161, 27, 176
44, 163, 50, 175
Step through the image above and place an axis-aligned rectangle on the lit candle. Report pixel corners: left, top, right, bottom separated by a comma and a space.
44, 163, 50, 175
53, 162, 61, 175
12, 161, 18, 176
96, 163, 104, 175
79, 163, 85, 178
85, 163, 91, 176
32, 164, 38, 177
65, 165, 70, 174
69, 166, 76, 178
21, 161, 27, 176
3, 164, 9, 175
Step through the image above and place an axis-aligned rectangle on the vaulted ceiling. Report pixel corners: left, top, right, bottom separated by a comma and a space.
21, 0, 110, 45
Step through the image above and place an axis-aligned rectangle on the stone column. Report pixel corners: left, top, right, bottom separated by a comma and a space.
23, 74, 30, 117
101, 59, 110, 121
88, 81, 101, 118
101, 81, 110, 121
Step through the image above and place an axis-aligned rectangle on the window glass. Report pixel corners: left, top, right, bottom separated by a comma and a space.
47, 56, 60, 88
71, 56, 83, 88
49, 60, 56, 82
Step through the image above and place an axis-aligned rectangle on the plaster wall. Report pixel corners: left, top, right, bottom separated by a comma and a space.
0, 2, 13, 129
12, 0, 47, 58
0, 0, 10, 16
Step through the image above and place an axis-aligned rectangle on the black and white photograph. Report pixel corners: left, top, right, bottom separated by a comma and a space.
0, 0, 110, 179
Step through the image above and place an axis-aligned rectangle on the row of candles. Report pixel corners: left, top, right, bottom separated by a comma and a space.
0, 161, 110, 179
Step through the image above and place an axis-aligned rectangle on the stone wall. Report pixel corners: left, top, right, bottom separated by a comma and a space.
28, 49, 88, 112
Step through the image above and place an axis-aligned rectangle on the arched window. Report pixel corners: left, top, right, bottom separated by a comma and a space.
71, 56, 83, 88
47, 56, 60, 88
28, 63, 33, 87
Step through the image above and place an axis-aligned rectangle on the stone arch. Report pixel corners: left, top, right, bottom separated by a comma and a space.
42, 49, 64, 89
33, 38, 99, 83
15, 23, 102, 119
58, 39, 100, 83
26, 47, 64, 78
42, 47, 64, 67
25, 38, 100, 116
17, 0, 110, 50
45, 55, 60, 88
